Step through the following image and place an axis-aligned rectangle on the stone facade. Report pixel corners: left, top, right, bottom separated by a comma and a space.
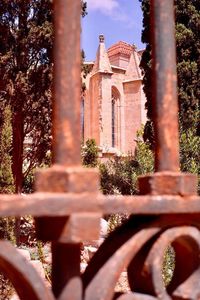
82, 35, 146, 157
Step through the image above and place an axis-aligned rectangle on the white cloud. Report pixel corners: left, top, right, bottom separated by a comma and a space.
86, 0, 119, 15
86, 0, 139, 29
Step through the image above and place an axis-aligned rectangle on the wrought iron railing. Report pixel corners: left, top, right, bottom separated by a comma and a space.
0, 0, 199, 299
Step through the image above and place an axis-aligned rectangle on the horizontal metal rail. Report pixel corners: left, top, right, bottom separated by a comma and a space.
0, 193, 199, 216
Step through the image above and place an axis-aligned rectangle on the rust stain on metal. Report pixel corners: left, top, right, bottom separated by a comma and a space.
53, 0, 81, 166
151, 0, 179, 172
144, 226, 200, 299
0, 241, 54, 300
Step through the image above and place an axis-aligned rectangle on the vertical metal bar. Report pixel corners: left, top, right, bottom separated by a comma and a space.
52, 243, 81, 298
53, 0, 81, 166
151, 0, 180, 172
52, 0, 81, 297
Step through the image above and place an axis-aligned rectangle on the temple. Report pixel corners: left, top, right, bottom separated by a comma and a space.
82, 35, 146, 158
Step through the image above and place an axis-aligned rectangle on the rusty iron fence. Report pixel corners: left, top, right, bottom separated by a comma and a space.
0, 0, 199, 299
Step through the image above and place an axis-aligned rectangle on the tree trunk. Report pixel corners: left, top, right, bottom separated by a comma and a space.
11, 4, 28, 246
12, 109, 24, 245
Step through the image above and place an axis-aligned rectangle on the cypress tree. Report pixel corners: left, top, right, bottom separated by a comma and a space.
0, 105, 15, 243
139, 0, 200, 142
0, 105, 14, 194
139, 0, 200, 190
0, 1, 87, 195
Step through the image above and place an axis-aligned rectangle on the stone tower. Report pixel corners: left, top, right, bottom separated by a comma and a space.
83, 35, 146, 157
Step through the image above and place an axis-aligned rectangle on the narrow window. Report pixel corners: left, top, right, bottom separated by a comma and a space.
81, 98, 84, 141
111, 87, 120, 148
112, 98, 115, 147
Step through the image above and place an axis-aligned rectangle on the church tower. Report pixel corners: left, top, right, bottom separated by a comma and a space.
84, 35, 113, 149
83, 35, 146, 157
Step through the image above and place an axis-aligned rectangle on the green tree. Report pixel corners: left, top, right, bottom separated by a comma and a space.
139, 0, 200, 144
0, 105, 14, 194
175, 1, 199, 132
0, 105, 15, 243
100, 132, 154, 195
0, 0, 53, 194
180, 129, 200, 193
82, 139, 99, 167
0, 1, 87, 194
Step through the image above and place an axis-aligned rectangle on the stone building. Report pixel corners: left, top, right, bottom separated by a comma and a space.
82, 35, 146, 157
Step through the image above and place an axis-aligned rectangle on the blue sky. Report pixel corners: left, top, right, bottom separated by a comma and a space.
81, 0, 144, 61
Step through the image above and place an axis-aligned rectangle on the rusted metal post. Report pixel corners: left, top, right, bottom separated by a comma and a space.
53, 0, 81, 166
51, 0, 81, 297
151, 0, 179, 172
35, 1, 100, 297
138, 0, 197, 195
51, 243, 81, 297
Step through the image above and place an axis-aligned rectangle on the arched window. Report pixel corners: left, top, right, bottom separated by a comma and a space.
111, 87, 120, 148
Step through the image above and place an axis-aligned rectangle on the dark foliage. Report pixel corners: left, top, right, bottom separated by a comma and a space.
82, 139, 99, 168
100, 133, 154, 195
139, 0, 200, 144
0, 1, 87, 194
139, 0, 200, 191
0, 0, 53, 193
